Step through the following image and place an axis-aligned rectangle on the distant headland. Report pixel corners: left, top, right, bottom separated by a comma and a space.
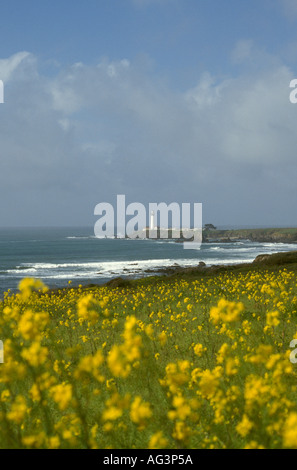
202, 227, 297, 244
127, 227, 297, 244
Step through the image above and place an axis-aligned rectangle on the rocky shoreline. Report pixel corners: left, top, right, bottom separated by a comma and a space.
43, 250, 297, 293
104, 250, 297, 288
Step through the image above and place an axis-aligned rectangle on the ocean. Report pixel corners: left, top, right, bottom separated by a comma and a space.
1, 226, 297, 295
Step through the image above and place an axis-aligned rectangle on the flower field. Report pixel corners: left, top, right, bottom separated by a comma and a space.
1, 266, 297, 449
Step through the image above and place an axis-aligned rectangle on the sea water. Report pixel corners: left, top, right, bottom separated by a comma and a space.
1, 227, 297, 295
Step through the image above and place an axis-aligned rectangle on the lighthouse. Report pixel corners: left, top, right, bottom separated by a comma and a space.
150, 210, 155, 230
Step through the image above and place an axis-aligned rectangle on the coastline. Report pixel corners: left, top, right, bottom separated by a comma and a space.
4, 248, 297, 299
2, 227, 297, 296
132, 227, 297, 244
75, 250, 297, 291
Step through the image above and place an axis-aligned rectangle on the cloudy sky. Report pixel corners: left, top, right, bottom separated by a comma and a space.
1, 0, 297, 227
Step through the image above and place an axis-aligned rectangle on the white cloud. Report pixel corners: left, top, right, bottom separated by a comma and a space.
216, 66, 296, 164
0, 51, 31, 82
0, 49, 297, 226
185, 72, 226, 109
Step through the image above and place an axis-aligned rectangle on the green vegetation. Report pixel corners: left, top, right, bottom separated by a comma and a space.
203, 227, 297, 243
1, 252, 297, 448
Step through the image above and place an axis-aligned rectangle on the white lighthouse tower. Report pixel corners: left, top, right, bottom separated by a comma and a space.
150, 210, 155, 230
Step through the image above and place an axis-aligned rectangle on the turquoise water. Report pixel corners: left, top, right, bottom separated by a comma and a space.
1, 227, 297, 294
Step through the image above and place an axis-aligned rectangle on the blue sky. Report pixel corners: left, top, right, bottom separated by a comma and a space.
1, 0, 296, 85
1, 0, 297, 226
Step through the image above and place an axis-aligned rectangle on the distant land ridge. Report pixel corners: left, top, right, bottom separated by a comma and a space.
129, 227, 297, 244
203, 227, 297, 244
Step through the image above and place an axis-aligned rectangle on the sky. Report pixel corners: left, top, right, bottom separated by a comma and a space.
1, 0, 297, 227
